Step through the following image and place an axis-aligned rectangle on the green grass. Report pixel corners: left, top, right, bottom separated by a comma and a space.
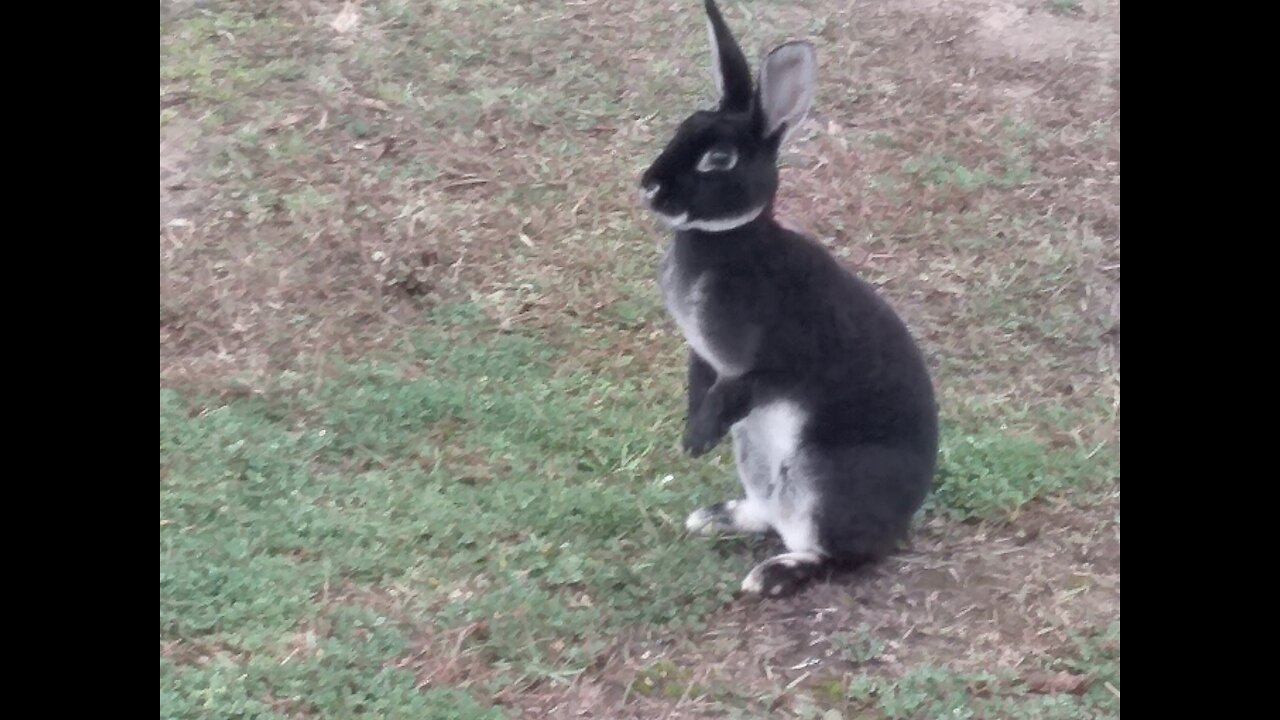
160, 653, 504, 720
929, 425, 1109, 521
1049, 0, 1085, 16
161, 302, 1114, 715
837, 623, 1119, 719
159, 10, 306, 108
901, 154, 1027, 191
162, 306, 734, 714
778, 623, 1119, 719
829, 625, 888, 666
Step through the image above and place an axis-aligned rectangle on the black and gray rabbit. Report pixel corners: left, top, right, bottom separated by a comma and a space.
639, 0, 939, 597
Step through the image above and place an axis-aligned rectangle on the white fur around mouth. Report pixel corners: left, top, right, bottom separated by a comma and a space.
654, 205, 766, 233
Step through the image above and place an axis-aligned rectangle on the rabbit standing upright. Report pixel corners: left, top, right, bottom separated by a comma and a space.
639, 0, 939, 597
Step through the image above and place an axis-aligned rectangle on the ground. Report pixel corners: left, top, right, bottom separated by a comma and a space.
160, 0, 1119, 717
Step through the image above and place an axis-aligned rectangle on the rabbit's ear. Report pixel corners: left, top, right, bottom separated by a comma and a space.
756, 41, 817, 147
704, 0, 753, 112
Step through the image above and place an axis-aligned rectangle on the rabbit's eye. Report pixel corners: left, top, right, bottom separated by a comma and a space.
696, 148, 738, 173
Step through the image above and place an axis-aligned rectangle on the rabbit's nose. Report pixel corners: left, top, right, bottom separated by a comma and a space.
641, 181, 661, 202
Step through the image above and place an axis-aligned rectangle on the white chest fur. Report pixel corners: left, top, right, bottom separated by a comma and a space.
659, 246, 741, 378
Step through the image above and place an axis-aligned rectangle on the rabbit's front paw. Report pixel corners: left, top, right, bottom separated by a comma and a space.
682, 411, 726, 457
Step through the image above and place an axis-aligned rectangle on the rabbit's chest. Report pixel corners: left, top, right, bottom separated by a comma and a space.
659, 246, 742, 377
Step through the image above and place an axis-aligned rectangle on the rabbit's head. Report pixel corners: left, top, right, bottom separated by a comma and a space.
639, 0, 817, 233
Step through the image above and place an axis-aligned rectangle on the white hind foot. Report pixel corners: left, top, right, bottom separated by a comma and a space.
685, 498, 770, 536
741, 551, 825, 597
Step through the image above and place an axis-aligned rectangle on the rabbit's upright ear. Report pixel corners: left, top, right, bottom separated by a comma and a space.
756, 41, 817, 147
704, 0, 753, 112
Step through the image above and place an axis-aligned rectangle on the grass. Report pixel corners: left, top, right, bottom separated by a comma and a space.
161, 0, 1119, 716
1049, 0, 1085, 16
830, 623, 1120, 719
160, 303, 1109, 709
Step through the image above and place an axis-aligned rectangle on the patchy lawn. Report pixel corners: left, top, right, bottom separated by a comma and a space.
160, 0, 1119, 717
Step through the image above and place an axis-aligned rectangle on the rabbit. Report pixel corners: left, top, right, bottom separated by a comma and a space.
638, 0, 939, 598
